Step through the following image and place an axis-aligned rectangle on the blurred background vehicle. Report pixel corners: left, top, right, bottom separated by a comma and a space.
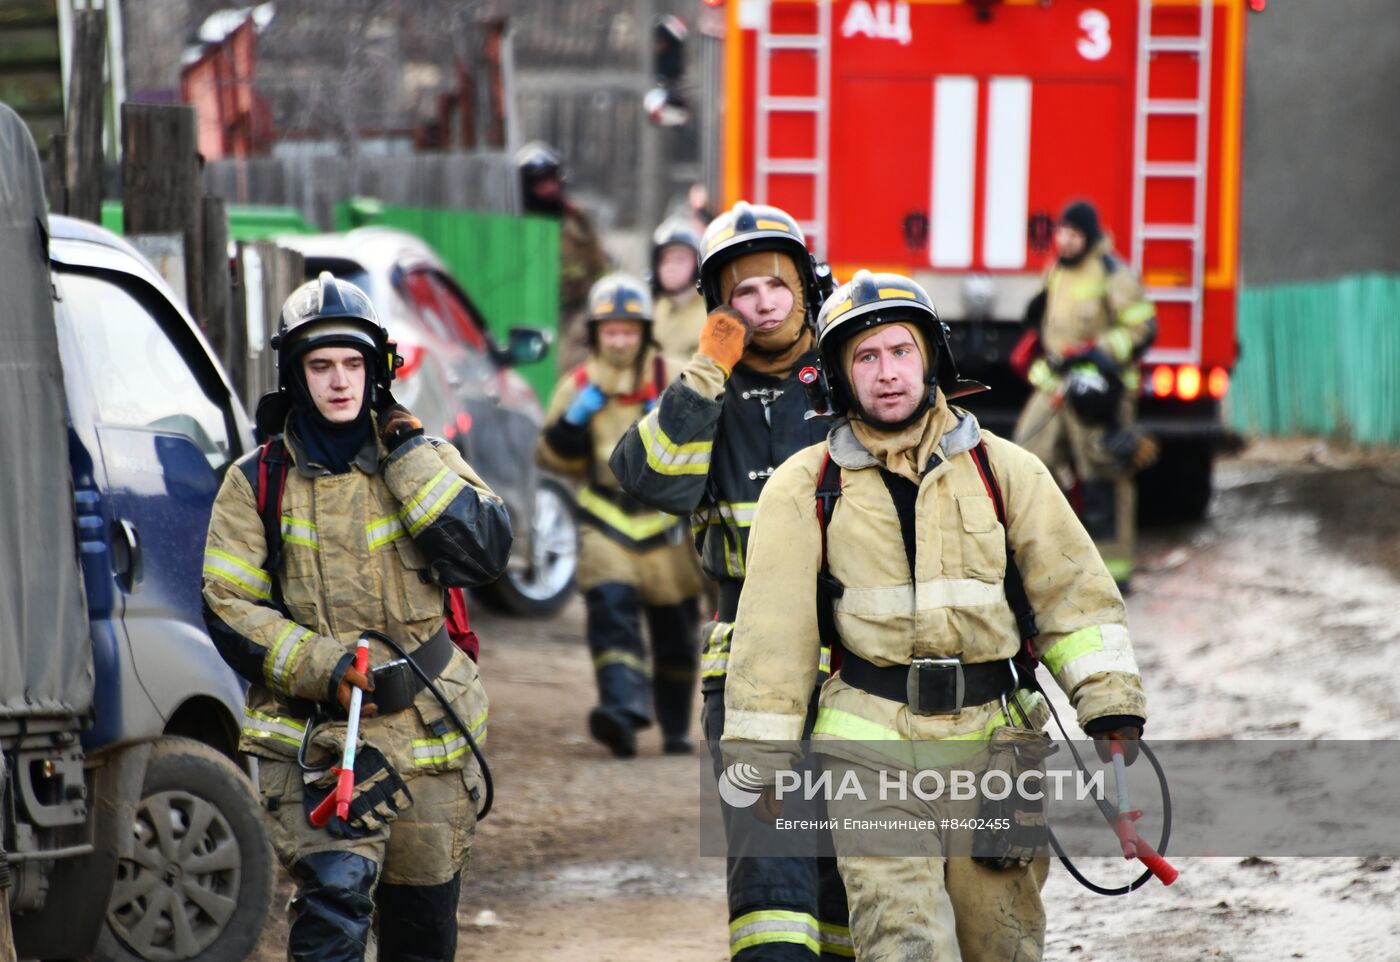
277, 228, 579, 616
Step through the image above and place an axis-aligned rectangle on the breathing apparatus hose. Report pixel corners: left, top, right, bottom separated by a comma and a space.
1018, 675, 1173, 894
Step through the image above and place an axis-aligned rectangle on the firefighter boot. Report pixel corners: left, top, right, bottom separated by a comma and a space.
647, 599, 701, 754
586, 583, 652, 757
376, 875, 461, 962
287, 852, 378, 962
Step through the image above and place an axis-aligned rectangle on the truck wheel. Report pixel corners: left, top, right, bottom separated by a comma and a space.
94, 737, 272, 962
474, 477, 578, 617
1139, 441, 1214, 523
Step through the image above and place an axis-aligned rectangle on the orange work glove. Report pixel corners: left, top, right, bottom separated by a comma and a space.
697, 307, 749, 372
336, 665, 377, 717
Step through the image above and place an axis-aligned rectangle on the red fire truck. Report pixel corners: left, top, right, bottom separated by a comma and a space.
720, 0, 1249, 518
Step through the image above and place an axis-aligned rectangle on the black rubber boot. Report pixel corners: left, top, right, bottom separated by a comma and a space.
647, 599, 701, 754
287, 852, 378, 962
585, 583, 653, 753
376, 875, 462, 962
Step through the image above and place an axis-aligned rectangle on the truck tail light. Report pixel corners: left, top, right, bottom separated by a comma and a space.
1175, 364, 1202, 401
1207, 367, 1229, 399
1150, 365, 1175, 398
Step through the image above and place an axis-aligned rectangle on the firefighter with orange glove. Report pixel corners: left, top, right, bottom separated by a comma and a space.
611, 203, 851, 961
1014, 200, 1157, 592
538, 273, 703, 757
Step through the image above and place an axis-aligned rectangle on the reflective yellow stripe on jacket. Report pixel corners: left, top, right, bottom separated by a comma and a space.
203, 548, 272, 600
576, 486, 679, 542
240, 708, 307, 749
638, 411, 712, 476
1040, 623, 1139, 694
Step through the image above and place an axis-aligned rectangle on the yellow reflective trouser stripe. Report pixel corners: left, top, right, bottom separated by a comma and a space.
639, 413, 711, 476
1120, 300, 1156, 326
265, 622, 312, 695
1105, 327, 1136, 362
403, 468, 468, 536
1103, 557, 1134, 582
280, 515, 319, 550
411, 711, 487, 765
576, 487, 680, 541
366, 513, 406, 550
203, 548, 272, 600
594, 650, 650, 675
729, 910, 820, 957
819, 921, 855, 958
240, 709, 307, 748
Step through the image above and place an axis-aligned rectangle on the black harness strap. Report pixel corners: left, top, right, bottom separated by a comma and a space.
814, 452, 845, 654
255, 438, 290, 612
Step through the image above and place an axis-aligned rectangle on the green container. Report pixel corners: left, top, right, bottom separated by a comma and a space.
1232, 273, 1400, 445
334, 200, 561, 403
99, 201, 316, 241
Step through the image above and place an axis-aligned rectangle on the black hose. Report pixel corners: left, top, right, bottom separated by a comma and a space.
360, 629, 494, 821
1046, 740, 1172, 896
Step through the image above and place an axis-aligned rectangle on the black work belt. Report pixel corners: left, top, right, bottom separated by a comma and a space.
840, 652, 1021, 716
369, 626, 455, 715
716, 580, 743, 623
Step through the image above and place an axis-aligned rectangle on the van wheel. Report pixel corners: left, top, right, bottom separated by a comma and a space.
474, 477, 578, 617
94, 737, 272, 962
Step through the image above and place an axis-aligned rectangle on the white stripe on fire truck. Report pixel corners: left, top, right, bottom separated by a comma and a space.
930, 75, 978, 269
983, 76, 1033, 270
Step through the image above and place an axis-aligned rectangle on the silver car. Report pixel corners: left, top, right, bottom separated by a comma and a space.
278, 228, 578, 616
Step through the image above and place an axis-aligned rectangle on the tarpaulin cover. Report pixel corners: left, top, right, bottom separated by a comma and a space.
0, 102, 92, 720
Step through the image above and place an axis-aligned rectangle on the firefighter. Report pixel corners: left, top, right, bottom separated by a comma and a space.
1013, 200, 1157, 591
202, 273, 513, 962
516, 141, 610, 372
722, 271, 1148, 962
537, 272, 703, 757
650, 216, 707, 360
610, 202, 850, 961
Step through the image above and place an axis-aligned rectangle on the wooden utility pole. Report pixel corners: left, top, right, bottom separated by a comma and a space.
201, 195, 231, 370
121, 103, 204, 318
45, 133, 69, 215
64, 8, 107, 224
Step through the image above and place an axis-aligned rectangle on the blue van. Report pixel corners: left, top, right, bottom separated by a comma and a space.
2, 104, 271, 962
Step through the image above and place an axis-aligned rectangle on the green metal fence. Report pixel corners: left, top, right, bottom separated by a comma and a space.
1232, 274, 1400, 445
334, 201, 561, 403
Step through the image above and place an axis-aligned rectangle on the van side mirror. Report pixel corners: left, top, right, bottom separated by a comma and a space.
503, 327, 551, 367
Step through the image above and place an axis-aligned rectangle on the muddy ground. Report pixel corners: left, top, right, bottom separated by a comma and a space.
251, 439, 1400, 962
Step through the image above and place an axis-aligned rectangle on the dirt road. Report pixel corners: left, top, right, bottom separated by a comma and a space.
251, 441, 1400, 961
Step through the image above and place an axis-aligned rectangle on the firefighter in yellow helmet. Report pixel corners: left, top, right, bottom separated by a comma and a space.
1013, 200, 1158, 591
538, 272, 703, 757
202, 273, 513, 962
650, 216, 707, 360
722, 271, 1148, 962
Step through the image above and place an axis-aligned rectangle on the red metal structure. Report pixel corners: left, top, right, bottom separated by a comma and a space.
722, 0, 1250, 514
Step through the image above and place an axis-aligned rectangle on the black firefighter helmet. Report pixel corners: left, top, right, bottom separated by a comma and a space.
810, 270, 986, 426
585, 272, 655, 348
254, 271, 401, 437
698, 201, 827, 324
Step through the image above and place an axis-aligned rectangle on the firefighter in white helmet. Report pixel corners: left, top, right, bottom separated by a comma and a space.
722, 270, 1148, 962
538, 272, 703, 757
1014, 200, 1158, 592
649, 216, 707, 360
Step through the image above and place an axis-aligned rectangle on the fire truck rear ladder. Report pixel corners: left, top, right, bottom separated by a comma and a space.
753, 0, 833, 261
1131, 0, 1214, 363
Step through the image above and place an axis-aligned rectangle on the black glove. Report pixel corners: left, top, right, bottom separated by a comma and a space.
1085, 714, 1145, 765
303, 745, 414, 838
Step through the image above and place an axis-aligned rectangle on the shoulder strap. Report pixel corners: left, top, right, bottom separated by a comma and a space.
651, 353, 667, 399
814, 451, 845, 653
253, 439, 289, 609
969, 441, 1040, 648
